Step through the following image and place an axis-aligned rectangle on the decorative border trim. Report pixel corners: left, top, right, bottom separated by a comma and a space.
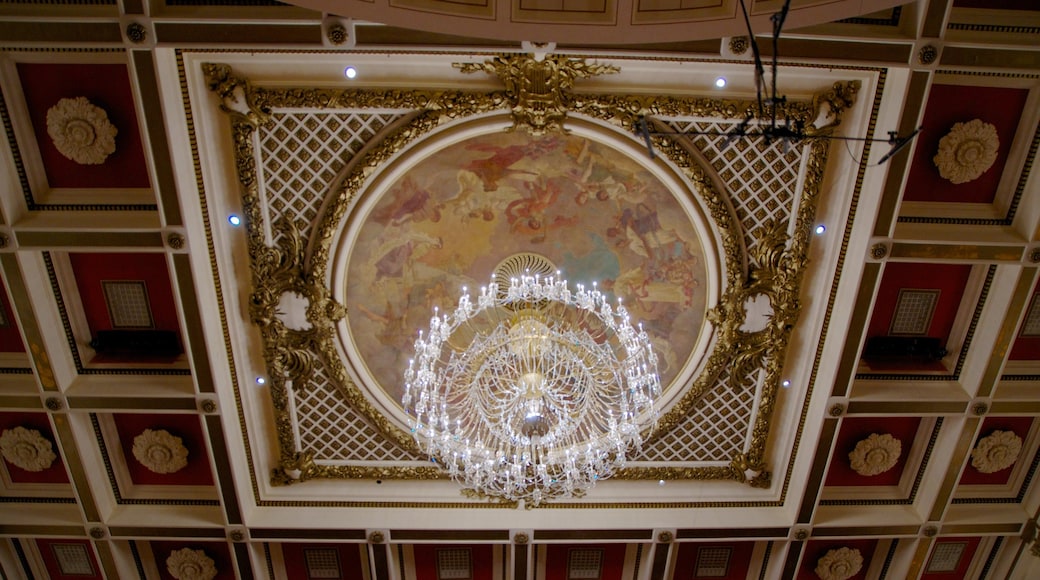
877, 540, 899, 580
947, 23, 1040, 35
978, 536, 1003, 578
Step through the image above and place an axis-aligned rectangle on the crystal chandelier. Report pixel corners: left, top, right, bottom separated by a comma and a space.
403, 263, 661, 506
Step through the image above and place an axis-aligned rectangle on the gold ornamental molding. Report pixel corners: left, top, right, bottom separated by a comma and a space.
203, 56, 858, 499
454, 55, 619, 134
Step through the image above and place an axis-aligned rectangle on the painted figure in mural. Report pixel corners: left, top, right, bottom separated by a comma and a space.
347, 132, 707, 401
371, 176, 442, 225
461, 138, 561, 191
504, 176, 579, 243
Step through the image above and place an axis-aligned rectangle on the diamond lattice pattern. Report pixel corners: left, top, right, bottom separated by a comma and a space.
638, 368, 755, 461
664, 119, 804, 264
291, 362, 421, 461
256, 110, 404, 242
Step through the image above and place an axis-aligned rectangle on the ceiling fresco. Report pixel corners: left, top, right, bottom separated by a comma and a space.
4, 1, 1040, 577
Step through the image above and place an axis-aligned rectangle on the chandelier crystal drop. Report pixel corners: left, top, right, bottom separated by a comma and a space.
403, 272, 661, 506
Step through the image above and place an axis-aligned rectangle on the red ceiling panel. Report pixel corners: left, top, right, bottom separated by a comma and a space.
0, 411, 69, 484
35, 539, 102, 579
16, 63, 150, 190
959, 416, 1034, 486
825, 416, 922, 487
413, 544, 494, 580
545, 543, 626, 580
903, 84, 1028, 204
151, 541, 235, 580
1009, 281, 1040, 360
0, 277, 25, 353
112, 413, 214, 486
798, 539, 877, 580
672, 542, 754, 580
920, 537, 982, 578
866, 263, 972, 343
282, 543, 366, 580
68, 252, 182, 362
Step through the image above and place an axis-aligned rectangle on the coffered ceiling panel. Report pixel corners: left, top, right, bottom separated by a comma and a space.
3, 0, 1040, 578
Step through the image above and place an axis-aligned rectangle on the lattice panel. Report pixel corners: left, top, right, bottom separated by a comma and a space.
637, 368, 754, 461
291, 362, 421, 461
926, 542, 967, 573
663, 119, 804, 262
437, 549, 472, 580
695, 546, 732, 577
567, 549, 603, 579
51, 543, 95, 576
304, 548, 342, 579
256, 110, 405, 242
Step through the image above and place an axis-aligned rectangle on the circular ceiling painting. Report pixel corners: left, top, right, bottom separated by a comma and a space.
341, 128, 711, 408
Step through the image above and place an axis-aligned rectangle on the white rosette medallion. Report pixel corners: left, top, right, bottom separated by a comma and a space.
45, 96, 118, 165
971, 430, 1022, 474
132, 428, 189, 474
166, 548, 217, 580
848, 433, 902, 477
0, 426, 57, 472
815, 547, 863, 580
933, 119, 999, 185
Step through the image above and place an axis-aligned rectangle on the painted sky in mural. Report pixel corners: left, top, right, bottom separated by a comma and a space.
345, 131, 707, 403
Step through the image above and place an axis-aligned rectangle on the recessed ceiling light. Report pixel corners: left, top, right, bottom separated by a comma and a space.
256, 377, 266, 385
814, 225, 826, 235
343, 66, 357, 79
228, 215, 242, 226
782, 379, 791, 388
714, 77, 727, 88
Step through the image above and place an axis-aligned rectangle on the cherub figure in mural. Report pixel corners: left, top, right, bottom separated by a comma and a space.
505, 176, 578, 243
566, 140, 645, 207
461, 138, 561, 191
444, 170, 497, 223
371, 176, 442, 226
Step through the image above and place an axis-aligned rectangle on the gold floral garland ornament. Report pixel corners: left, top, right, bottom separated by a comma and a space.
45, 97, 118, 165
933, 119, 999, 184
166, 548, 217, 580
132, 428, 189, 474
971, 430, 1022, 474
848, 433, 901, 476
0, 426, 57, 472
815, 547, 863, 580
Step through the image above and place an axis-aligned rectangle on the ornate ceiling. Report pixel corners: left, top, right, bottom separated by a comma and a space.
2, 1, 1040, 579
